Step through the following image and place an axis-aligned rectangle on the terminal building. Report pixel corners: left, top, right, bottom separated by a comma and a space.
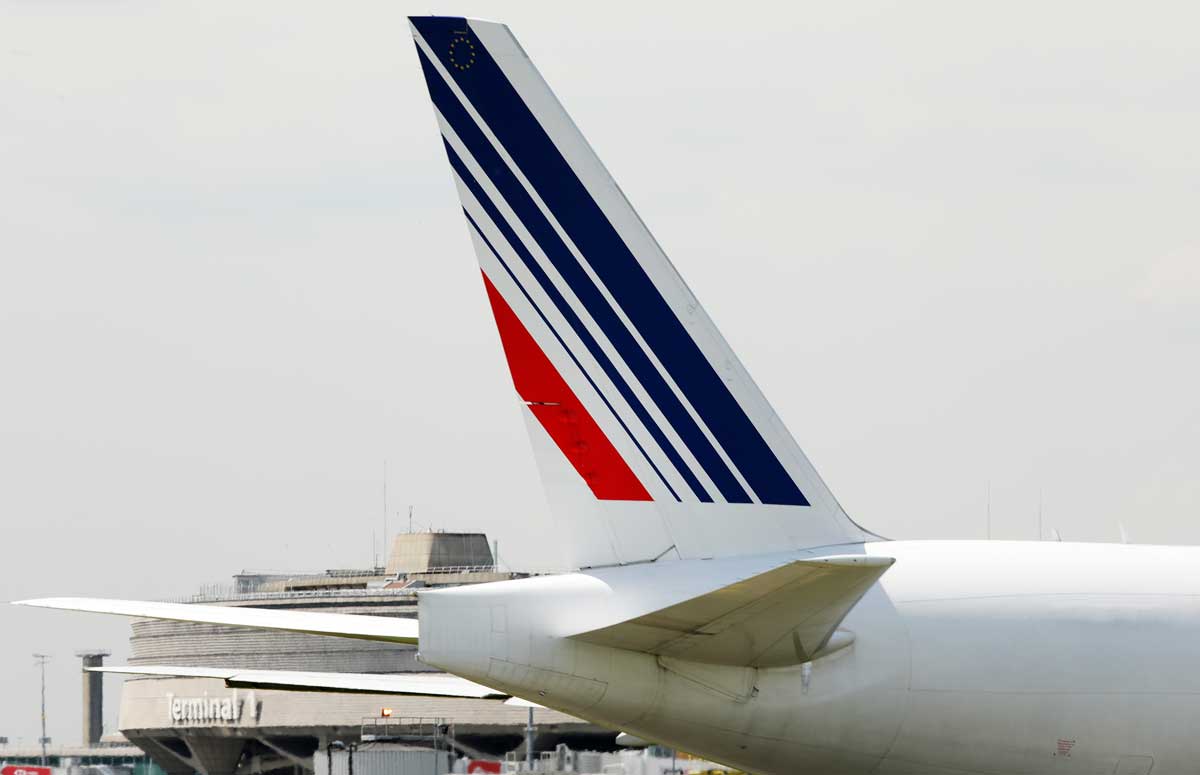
112, 533, 614, 775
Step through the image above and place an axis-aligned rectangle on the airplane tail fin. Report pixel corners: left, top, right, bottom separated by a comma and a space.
408, 17, 873, 568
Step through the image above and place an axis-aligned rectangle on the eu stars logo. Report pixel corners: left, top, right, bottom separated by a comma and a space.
449, 35, 476, 71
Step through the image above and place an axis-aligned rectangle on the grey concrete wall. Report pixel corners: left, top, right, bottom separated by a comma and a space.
386, 533, 493, 575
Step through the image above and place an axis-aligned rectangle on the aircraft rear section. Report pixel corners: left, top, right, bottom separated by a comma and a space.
418, 541, 1200, 775
417, 558, 913, 775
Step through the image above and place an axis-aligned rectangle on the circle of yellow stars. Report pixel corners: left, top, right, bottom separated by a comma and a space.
448, 35, 476, 71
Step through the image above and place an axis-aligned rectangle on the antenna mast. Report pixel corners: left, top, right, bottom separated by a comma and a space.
986, 481, 992, 540
382, 460, 389, 567
1038, 488, 1044, 541
33, 653, 50, 766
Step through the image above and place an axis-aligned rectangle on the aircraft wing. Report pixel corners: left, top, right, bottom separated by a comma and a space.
570, 555, 893, 667
89, 664, 504, 698
13, 597, 418, 644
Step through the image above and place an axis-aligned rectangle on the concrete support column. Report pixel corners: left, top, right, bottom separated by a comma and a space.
256, 736, 316, 772
187, 735, 246, 775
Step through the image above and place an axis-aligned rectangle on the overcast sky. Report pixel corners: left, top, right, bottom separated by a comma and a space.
2, 0, 1197, 745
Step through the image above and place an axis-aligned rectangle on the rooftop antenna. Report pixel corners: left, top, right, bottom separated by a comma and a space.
382, 460, 389, 566
33, 653, 50, 766
1038, 488, 1044, 541
986, 481, 992, 540
408, 505, 414, 534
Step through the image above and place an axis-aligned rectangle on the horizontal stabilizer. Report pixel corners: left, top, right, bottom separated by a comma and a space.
13, 597, 418, 644
89, 664, 503, 698
570, 555, 893, 667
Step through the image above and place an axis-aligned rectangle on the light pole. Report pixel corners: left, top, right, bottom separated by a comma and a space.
524, 706, 534, 771
33, 653, 50, 766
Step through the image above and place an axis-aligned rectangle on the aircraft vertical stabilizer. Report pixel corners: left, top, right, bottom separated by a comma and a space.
408, 16, 874, 567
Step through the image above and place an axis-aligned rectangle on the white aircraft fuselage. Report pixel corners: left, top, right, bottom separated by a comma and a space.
419, 539, 1199, 775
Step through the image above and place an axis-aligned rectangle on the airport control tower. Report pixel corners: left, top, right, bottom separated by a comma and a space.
75, 649, 111, 744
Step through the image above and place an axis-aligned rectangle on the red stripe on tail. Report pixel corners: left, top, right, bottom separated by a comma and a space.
481, 272, 652, 501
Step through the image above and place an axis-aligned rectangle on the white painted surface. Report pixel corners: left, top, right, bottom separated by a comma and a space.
14, 597, 419, 643
419, 540, 1200, 774
90, 664, 502, 698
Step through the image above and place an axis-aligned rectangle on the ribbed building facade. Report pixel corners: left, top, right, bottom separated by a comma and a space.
116, 534, 610, 775
128, 595, 426, 674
